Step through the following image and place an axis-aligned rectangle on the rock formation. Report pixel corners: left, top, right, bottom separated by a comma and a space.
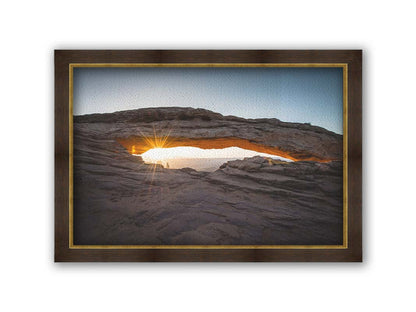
75, 107, 342, 161
73, 107, 343, 245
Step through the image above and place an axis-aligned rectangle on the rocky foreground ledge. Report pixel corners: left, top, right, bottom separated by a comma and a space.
73, 107, 343, 245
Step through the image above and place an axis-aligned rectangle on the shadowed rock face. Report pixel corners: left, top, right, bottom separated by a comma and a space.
73, 107, 343, 245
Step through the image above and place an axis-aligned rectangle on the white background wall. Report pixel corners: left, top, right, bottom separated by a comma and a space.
1, 1, 415, 311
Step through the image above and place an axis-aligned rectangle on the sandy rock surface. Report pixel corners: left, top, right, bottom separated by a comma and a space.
73, 108, 343, 245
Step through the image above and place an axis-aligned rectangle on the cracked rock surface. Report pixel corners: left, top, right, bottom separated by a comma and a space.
73, 108, 343, 245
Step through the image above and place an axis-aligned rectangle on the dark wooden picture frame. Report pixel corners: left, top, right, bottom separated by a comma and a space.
55, 50, 362, 262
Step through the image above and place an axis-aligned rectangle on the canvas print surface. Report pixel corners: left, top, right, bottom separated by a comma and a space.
72, 66, 344, 246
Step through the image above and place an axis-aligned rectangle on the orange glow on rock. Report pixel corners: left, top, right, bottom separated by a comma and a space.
116, 136, 336, 162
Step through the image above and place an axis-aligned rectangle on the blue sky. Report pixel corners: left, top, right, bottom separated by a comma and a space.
73, 67, 343, 134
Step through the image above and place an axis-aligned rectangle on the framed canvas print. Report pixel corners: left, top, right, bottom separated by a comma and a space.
55, 50, 362, 262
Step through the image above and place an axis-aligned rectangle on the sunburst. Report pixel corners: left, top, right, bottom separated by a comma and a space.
131, 122, 177, 187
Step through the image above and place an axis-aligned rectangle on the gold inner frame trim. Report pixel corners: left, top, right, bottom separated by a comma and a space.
69, 63, 348, 250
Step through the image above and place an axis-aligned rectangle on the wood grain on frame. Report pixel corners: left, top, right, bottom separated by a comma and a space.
55, 50, 362, 262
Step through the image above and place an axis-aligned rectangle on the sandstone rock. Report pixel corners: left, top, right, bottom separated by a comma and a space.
73, 107, 343, 246
74, 107, 342, 161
